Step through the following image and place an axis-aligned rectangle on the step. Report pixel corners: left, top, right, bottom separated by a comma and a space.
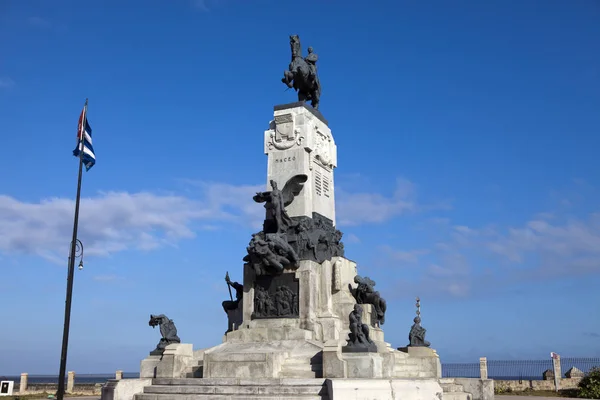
280, 370, 322, 378
280, 355, 323, 378
144, 384, 325, 396
285, 357, 317, 364
281, 361, 322, 371
440, 382, 466, 393
135, 378, 329, 399
443, 392, 472, 400
439, 378, 456, 384
184, 361, 204, 377
152, 378, 326, 386
136, 395, 328, 400
281, 366, 323, 374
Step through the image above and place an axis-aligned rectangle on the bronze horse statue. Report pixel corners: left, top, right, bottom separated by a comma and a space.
281, 35, 321, 110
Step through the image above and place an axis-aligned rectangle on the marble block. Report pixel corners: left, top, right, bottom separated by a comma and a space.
326, 378, 444, 400
138, 343, 194, 380
139, 355, 161, 379
322, 340, 347, 378
101, 378, 152, 400
344, 352, 384, 378
156, 343, 194, 379
264, 102, 338, 224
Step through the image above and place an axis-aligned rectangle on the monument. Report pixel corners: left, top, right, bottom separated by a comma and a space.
101, 34, 477, 400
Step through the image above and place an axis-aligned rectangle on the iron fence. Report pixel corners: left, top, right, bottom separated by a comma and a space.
2, 357, 600, 383
487, 360, 553, 380
442, 363, 480, 379
0, 373, 140, 385
442, 357, 600, 380
561, 357, 600, 375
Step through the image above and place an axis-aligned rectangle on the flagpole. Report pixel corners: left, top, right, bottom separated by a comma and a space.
56, 98, 88, 400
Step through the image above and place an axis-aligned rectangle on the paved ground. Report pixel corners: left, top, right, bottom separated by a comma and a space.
63, 396, 571, 400
62, 396, 572, 400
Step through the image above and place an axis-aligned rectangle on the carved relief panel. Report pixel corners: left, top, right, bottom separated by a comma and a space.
266, 113, 305, 151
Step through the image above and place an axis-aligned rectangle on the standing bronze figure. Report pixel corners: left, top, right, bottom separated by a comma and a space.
281, 35, 321, 109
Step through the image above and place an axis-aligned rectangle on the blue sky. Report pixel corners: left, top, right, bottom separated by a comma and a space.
1, 0, 599, 375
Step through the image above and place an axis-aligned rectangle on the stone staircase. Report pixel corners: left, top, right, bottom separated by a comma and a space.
184, 359, 204, 378
280, 351, 323, 378
133, 378, 329, 400
440, 378, 473, 400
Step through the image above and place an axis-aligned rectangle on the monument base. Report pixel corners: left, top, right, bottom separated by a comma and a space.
326, 378, 444, 400
203, 339, 323, 379
112, 377, 457, 400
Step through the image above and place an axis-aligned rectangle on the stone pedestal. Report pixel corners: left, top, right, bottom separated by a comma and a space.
264, 102, 338, 224
140, 343, 193, 379
238, 256, 358, 344
226, 306, 242, 333
398, 346, 443, 379
203, 254, 361, 380
156, 343, 194, 378
140, 355, 161, 379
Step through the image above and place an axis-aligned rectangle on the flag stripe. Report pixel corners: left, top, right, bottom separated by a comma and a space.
84, 131, 93, 145
73, 106, 96, 171
76, 142, 96, 159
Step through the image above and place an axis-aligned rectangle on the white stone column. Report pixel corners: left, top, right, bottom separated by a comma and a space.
19, 373, 28, 394
242, 263, 255, 327
297, 261, 318, 332
115, 370, 123, 380
552, 353, 561, 392
67, 371, 75, 393
479, 357, 488, 379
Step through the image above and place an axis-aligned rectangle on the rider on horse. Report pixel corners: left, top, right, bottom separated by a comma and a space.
281, 35, 321, 109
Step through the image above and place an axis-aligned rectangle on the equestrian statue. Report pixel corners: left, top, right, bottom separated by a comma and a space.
281, 35, 321, 110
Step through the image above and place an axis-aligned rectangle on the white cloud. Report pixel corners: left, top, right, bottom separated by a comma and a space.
482, 214, 600, 276
0, 176, 431, 263
388, 210, 600, 298
0, 182, 263, 262
440, 213, 600, 274
336, 178, 417, 226
380, 246, 429, 264
344, 233, 361, 244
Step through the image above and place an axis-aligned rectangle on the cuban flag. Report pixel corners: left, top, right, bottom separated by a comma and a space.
73, 105, 96, 171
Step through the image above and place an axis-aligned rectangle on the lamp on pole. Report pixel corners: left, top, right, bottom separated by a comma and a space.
73, 239, 84, 271
56, 238, 84, 400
